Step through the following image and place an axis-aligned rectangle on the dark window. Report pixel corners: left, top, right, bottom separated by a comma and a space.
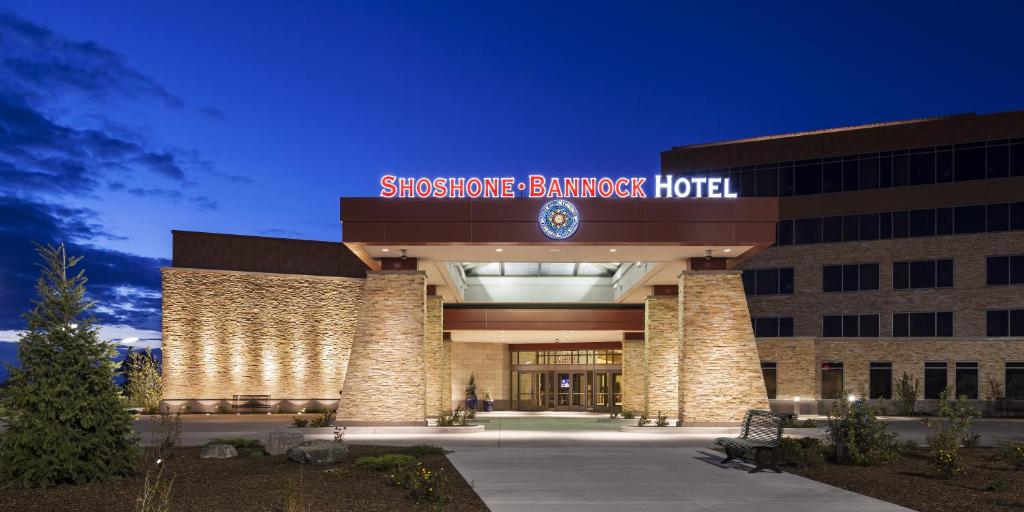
859, 157, 879, 189
756, 268, 779, 295
843, 159, 859, 191
879, 155, 893, 187
987, 309, 1024, 337
955, 205, 986, 234
860, 263, 879, 290
893, 210, 909, 238
823, 265, 843, 292
821, 362, 844, 399
741, 269, 755, 294
954, 146, 986, 181
860, 213, 879, 240
987, 144, 1010, 178
879, 212, 893, 239
936, 207, 953, 235
910, 260, 936, 288
822, 315, 843, 337
987, 256, 1009, 285
893, 154, 909, 186
744, 268, 794, 296
936, 312, 954, 337
924, 362, 948, 399
1007, 362, 1024, 399
1012, 144, 1024, 177
779, 268, 794, 294
1013, 202, 1024, 230
955, 362, 979, 400
893, 261, 909, 289
893, 312, 909, 337
909, 209, 935, 237
822, 161, 843, 193
777, 220, 794, 246
936, 259, 954, 288
869, 362, 893, 400
843, 265, 859, 292
795, 162, 822, 195
822, 216, 843, 243
909, 151, 935, 185
894, 312, 953, 337
779, 317, 794, 337
860, 314, 880, 337
761, 362, 777, 399
988, 203, 1009, 232
753, 317, 794, 337
780, 164, 794, 195
843, 215, 860, 241
795, 218, 822, 245
1014, 256, 1024, 284
740, 170, 756, 197
936, 150, 953, 182
823, 314, 877, 337
756, 168, 778, 197
842, 315, 858, 336
910, 312, 936, 337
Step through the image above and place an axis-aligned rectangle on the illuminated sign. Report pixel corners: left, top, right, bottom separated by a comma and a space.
538, 199, 579, 239
378, 174, 738, 199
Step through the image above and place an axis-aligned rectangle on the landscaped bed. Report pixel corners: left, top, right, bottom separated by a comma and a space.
0, 444, 488, 512
787, 447, 1024, 512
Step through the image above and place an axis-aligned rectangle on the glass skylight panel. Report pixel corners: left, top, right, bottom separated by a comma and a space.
503, 262, 541, 275
539, 262, 576, 275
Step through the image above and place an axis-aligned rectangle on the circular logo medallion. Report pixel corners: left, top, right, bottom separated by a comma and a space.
538, 199, 580, 240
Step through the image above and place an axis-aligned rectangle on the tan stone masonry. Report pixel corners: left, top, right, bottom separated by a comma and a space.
622, 339, 645, 413
644, 296, 679, 416
679, 271, 770, 423
338, 271, 427, 424
424, 296, 446, 416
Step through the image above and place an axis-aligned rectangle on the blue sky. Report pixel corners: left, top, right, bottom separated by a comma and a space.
2, 1, 1024, 345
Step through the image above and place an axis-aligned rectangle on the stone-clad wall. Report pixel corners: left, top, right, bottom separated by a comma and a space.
645, 296, 679, 416
161, 268, 363, 400
622, 339, 645, 413
338, 271, 426, 424
679, 271, 769, 423
450, 342, 510, 409
753, 338, 817, 400
424, 296, 446, 417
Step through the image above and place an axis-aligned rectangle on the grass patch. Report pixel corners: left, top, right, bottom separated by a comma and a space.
399, 444, 449, 457
354, 454, 418, 472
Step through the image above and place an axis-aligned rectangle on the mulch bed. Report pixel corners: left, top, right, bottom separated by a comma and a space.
0, 445, 488, 512
787, 448, 1024, 512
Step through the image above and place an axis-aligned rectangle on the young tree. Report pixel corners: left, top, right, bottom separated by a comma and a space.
122, 348, 162, 413
0, 244, 137, 488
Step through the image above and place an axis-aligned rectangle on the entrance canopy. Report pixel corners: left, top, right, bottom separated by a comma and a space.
340, 197, 777, 304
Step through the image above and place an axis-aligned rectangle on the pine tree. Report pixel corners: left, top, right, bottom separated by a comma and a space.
0, 244, 138, 488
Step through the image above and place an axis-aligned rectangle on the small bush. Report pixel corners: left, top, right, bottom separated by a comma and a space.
436, 406, 473, 427
291, 416, 310, 428
208, 438, 263, 450
894, 372, 921, 415
783, 417, 818, 428
777, 437, 825, 468
636, 411, 650, 427
926, 389, 980, 478
307, 410, 335, 428
1002, 442, 1024, 470
934, 448, 965, 479
400, 445, 448, 457
135, 464, 175, 512
962, 432, 982, 448
621, 411, 635, 420
387, 462, 446, 503
609, 410, 620, 419
655, 411, 669, 427
898, 439, 919, 454
827, 398, 899, 466
150, 409, 183, 462
354, 454, 418, 472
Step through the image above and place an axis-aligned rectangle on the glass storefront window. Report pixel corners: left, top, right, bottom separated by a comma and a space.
512, 349, 623, 367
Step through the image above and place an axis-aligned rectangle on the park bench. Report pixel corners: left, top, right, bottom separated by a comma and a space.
714, 409, 790, 473
232, 394, 271, 413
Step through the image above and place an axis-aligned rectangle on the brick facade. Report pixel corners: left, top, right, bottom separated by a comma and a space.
338, 271, 427, 424
161, 268, 363, 402
678, 271, 770, 423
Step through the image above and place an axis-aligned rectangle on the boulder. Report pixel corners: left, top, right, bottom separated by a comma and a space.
286, 440, 347, 464
265, 430, 306, 456
200, 444, 238, 459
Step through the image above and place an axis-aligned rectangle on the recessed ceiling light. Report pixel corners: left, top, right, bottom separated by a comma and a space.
495, 248, 503, 253
723, 248, 732, 253
549, 248, 560, 253
381, 248, 389, 252
609, 248, 617, 253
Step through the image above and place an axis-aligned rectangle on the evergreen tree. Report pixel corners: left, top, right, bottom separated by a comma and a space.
0, 244, 137, 488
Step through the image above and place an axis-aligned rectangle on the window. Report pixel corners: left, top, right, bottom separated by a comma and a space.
860, 213, 879, 240
893, 312, 953, 337
823, 264, 879, 292
795, 218, 822, 245
822, 314, 879, 337
954, 205, 986, 234
742, 268, 794, 296
777, 220, 794, 246
955, 362, 979, 400
752, 317, 794, 337
986, 309, 1024, 337
823, 216, 843, 243
822, 160, 842, 193
761, 362, 777, 399
909, 208, 935, 237
821, 362, 844, 399
987, 255, 1024, 285
1008, 362, 1024, 399
893, 259, 954, 289
954, 145, 985, 181
795, 161, 822, 195
869, 363, 893, 399
988, 203, 1010, 231
909, 151, 935, 185
924, 362, 948, 399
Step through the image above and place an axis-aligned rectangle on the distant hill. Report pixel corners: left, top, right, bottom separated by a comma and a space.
0, 342, 161, 384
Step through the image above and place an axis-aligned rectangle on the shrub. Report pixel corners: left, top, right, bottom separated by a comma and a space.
609, 410, 620, 419
209, 438, 263, 450
933, 449, 965, 479
291, 416, 310, 428
655, 411, 669, 427
355, 454, 418, 472
894, 372, 921, 416
621, 411, 635, 420
898, 439, 919, 454
307, 409, 335, 428
135, 463, 175, 512
926, 388, 980, 478
437, 406, 472, 427
0, 244, 138, 487
1002, 442, 1024, 470
636, 411, 650, 427
149, 408, 182, 462
826, 398, 899, 465
387, 462, 447, 503
400, 445, 448, 457
783, 417, 818, 428
122, 348, 162, 413
777, 437, 825, 468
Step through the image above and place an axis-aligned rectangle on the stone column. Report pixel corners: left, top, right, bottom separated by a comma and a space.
621, 338, 645, 414
338, 271, 427, 425
678, 271, 769, 424
645, 295, 680, 417
424, 295, 446, 417
441, 336, 453, 411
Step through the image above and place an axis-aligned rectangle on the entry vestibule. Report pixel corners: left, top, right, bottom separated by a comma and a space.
509, 347, 623, 412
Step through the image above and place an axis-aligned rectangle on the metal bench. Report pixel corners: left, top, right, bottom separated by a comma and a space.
232, 394, 271, 413
714, 409, 790, 473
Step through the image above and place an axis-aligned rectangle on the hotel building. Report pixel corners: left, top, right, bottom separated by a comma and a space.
161, 111, 1024, 423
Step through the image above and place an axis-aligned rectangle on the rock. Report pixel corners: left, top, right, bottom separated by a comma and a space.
265, 430, 306, 455
286, 441, 347, 464
200, 444, 238, 459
